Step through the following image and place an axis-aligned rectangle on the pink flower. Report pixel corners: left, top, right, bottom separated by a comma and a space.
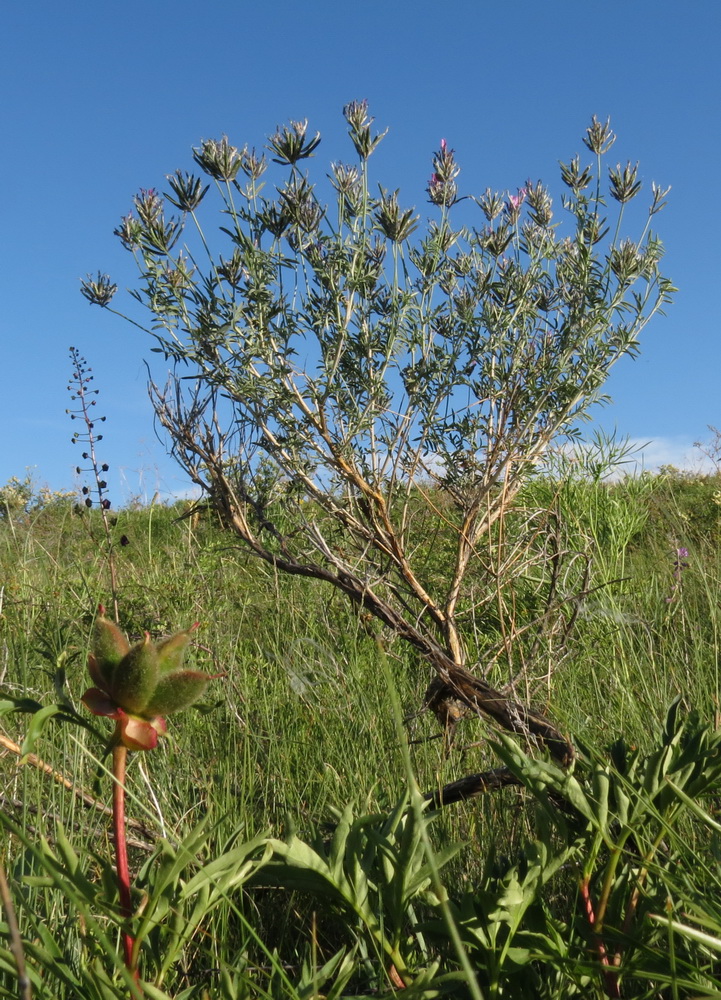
82, 687, 167, 750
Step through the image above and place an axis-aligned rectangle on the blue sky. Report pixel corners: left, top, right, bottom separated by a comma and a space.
2, 0, 719, 501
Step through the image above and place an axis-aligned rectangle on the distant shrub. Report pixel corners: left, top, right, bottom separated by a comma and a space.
643, 467, 721, 541
0, 473, 75, 520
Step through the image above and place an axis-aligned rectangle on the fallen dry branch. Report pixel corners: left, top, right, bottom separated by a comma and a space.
0, 732, 155, 841
425, 766, 522, 808
0, 795, 154, 853
427, 660, 575, 765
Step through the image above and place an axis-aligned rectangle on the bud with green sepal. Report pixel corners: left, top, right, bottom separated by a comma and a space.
88, 607, 129, 691
144, 669, 215, 717
155, 624, 197, 674
111, 633, 159, 715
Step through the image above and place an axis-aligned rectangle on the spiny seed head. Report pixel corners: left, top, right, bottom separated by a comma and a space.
133, 188, 164, 226
374, 188, 419, 243
649, 181, 671, 216
583, 115, 616, 155
525, 180, 554, 227
343, 99, 371, 132
560, 154, 593, 194
427, 139, 461, 207
330, 161, 360, 194
474, 188, 505, 223
610, 238, 643, 282
278, 176, 324, 232
80, 273, 117, 307
114, 213, 143, 250
165, 170, 209, 212
343, 100, 388, 160
268, 119, 321, 166
609, 161, 642, 204
193, 136, 243, 182
504, 187, 527, 225
240, 146, 267, 180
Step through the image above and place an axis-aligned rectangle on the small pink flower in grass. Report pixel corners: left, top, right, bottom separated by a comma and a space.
82, 606, 225, 750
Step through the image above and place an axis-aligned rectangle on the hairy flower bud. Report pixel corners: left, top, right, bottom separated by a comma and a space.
82, 611, 224, 751
88, 610, 130, 690
144, 670, 214, 717
156, 624, 198, 674
112, 634, 159, 714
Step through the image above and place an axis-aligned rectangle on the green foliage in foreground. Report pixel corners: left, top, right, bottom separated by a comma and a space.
1, 469, 721, 997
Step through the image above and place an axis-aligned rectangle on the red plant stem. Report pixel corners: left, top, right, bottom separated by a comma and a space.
580, 877, 620, 999
388, 964, 406, 989
0, 861, 31, 1000
112, 743, 138, 979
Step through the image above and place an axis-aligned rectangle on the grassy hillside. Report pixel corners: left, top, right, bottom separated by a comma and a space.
1, 469, 720, 998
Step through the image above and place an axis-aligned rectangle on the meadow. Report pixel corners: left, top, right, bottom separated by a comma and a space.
1, 466, 721, 998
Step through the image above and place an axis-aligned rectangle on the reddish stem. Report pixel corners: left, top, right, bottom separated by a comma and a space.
580, 877, 620, 998
388, 964, 406, 989
112, 743, 138, 980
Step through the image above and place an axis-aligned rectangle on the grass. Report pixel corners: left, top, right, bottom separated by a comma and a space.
1, 470, 721, 997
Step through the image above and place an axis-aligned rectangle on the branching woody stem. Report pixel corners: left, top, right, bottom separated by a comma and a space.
90, 110, 672, 772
